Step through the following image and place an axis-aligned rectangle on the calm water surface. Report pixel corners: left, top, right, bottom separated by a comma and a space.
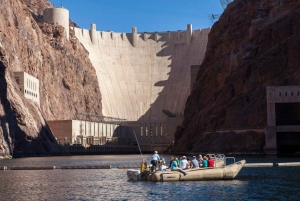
0, 155, 299, 201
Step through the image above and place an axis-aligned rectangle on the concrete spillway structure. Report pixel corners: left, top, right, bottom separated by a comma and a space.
71, 24, 210, 150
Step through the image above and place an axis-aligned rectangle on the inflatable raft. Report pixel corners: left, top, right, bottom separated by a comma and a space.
127, 160, 246, 182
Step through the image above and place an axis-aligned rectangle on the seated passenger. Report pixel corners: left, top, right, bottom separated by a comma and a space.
202, 156, 208, 167
180, 156, 189, 170
191, 156, 199, 168
198, 154, 203, 166
170, 156, 188, 176
187, 157, 192, 169
175, 157, 180, 167
177, 157, 181, 167
208, 157, 215, 168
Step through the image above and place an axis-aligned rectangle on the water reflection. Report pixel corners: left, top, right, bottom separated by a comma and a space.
0, 155, 299, 200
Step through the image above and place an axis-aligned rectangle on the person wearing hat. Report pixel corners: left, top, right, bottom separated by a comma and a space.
150, 151, 160, 172
191, 156, 199, 168
180, 156, 189, 170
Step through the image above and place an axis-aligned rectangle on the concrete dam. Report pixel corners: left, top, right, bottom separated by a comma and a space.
73, 25, 210, 121
72, 25, 210, 150
44, 7, 210, 151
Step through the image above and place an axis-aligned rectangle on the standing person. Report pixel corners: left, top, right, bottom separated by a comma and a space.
170, 156, 188, 176
202, 156, 208, 167
151, 151, 160, 172
191, 156, 199, 168
198, 154, 203, 167
208, 157, 215, 168
180, 156, 189, 170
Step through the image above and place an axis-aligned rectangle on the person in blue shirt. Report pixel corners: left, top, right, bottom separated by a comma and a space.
151, 151, 160, 172
191, 156, 199, 168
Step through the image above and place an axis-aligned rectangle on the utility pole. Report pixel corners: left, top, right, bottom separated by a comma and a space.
209, 0, 233, 24
220, 0, 233, 10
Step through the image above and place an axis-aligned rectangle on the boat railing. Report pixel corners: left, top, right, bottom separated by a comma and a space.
206, 154, 235, 167
224, 157, 235, 166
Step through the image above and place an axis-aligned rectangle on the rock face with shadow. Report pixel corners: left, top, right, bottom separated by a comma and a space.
0, 0, 102, 157
174, 0, 300, 153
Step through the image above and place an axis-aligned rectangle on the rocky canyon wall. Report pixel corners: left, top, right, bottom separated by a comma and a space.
174, 0, 300, 154
0, 0, 102, 157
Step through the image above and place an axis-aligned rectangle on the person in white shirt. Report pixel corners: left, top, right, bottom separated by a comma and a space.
180, 156, 189, 170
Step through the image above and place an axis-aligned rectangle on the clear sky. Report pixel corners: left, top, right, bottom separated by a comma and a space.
48, 0, 225, 33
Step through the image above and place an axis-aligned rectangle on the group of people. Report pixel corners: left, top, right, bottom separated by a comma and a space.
150, 151, 215, 175
198, 154, 215, 168
170, 154, 214, 168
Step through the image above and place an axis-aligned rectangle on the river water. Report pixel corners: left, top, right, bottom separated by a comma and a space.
0, 154, 299, 201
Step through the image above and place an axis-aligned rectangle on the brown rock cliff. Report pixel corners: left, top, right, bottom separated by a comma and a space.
174, 0, 300, 153
0, 0, 102, 157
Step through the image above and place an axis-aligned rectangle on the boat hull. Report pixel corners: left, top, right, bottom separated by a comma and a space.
150, 160, 246, 182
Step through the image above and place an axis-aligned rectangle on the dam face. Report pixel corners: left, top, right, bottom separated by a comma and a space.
71, 24, 210, 150
73, 25, 209, 121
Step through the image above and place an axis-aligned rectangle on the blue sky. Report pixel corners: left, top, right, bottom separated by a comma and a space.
49, 0, 224, 33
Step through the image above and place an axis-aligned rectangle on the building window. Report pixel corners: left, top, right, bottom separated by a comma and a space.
15, 77, 19, 84
141, 126, 143, 136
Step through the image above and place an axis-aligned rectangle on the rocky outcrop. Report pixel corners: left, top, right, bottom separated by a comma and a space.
0, 0, 102, 157
174, 0, 300, 153
22, 0, 52, 15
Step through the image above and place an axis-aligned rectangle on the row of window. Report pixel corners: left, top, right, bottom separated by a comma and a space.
27, 78, 37, 91
79, 123, 122, 137
25, 89, 38, 98
140, 126, 164, 137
